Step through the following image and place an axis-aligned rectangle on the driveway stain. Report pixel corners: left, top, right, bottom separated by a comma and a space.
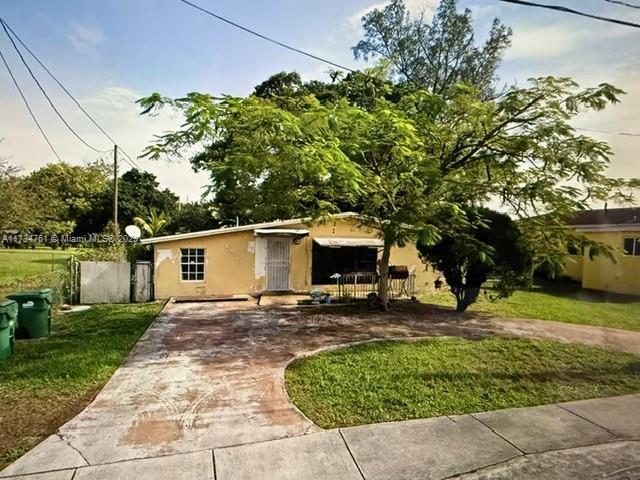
47, 299, 640, 466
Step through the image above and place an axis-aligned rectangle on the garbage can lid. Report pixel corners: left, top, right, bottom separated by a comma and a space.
0, 298, 17, 310
7, 290, 49, 300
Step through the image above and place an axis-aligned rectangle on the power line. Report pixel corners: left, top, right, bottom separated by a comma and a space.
0, 17, 144, 170
499, 0, 640, 28
575, 127, 640, 137
177, 0, 357, 73
1, 20, 111, 154
0, 46, 63, 162
604, 0, 640, 9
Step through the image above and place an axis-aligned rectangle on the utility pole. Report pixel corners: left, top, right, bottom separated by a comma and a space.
113, 144, 118, 227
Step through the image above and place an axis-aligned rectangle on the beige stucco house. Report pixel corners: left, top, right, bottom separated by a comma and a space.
564, 207, 640, 296
141, 213, 437, 299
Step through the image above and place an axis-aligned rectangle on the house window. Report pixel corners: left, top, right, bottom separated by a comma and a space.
312, 245, 377, 284
567, 245, 583, 256
623, 237, 640, 256
181, 248, 205, 281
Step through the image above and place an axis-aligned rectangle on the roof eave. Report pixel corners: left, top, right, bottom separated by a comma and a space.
140, 212, 359, 245
572, 223, 640, 232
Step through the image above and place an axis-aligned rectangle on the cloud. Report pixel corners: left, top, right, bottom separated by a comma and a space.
345, 0, 440, 32
83, 86, 141, 110
571, 69, 640, 183
1, 84, 208, 200
67, 23, 105, 53
505, 24, 585, 60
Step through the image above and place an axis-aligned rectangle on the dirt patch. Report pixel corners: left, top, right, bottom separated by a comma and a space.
0, 387, 100, 470
122, 413, 184, 446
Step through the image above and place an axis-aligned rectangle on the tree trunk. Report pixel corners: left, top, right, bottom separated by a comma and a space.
526, 262, 536, 291
378, 240, 392, 311
455, 287, 480, 312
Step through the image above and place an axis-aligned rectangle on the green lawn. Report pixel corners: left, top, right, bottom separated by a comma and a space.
0, 302, 163, 469
286, 338, 640, 429
420, 281, 640, 331
0, 249, 75, 284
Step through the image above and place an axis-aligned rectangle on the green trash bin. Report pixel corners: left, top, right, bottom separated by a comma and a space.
0, 299, 18, 360
7, 289, 53, 339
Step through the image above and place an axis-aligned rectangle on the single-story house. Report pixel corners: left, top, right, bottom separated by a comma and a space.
565, 207, 640, 296
141, 212, 438, 299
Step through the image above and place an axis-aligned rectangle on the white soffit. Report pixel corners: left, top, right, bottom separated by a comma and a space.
313, 237, 383, 248
254, 229, 310, 236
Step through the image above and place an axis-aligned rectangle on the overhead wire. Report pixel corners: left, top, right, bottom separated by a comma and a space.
177, 0, 357, 73
575, 127, 640, 137
499, 0, 640, 28
604, 0, 640, 9
1, 19, 111, 153
0, 45, 63, 162
0, 17, 144, 170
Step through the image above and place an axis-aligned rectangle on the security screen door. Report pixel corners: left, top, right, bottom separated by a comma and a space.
266, 238, 291, 290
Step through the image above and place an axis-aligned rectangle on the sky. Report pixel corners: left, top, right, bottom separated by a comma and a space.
1, 0, 639, 202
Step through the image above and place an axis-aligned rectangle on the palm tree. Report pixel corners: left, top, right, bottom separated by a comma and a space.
133, 208, 169, 237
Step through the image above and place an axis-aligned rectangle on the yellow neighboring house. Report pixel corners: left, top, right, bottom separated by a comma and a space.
565, 207, 640, 296
141, 213, 437, 299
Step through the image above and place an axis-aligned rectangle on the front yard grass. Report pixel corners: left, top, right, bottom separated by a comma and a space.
285, 338, 640, 429
0, 248, 75, 284
0, 302, 163, 469
421, 281, 640, 331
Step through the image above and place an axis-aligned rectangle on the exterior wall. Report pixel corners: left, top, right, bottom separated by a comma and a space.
564, 255, 583, 282
154, 230, 257, 299
153, 217, 438, 299
284, 217, 437, 294
578, 230, 640, 296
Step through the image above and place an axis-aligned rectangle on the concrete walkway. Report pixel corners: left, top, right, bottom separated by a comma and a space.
2, 300, 640, 479
2, 393, 639, 479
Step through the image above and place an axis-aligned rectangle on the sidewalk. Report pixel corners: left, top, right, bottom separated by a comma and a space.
2, 393, 639, 480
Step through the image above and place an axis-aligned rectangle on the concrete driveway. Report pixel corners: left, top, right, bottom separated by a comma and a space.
3, 299, 640, 478
59, 300, 497, 464
2, 300, 496, 474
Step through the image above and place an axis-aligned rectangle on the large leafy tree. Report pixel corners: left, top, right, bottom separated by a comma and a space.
139, 75, 635, 309
253, 67, 399, 112
254, 71, 304, 99
117, 169, 178, 227
0, 156, 38, 234
141, 93, 362, 225
77, 168, 179, 234
418, 208, 531, 312
165, 201, 221, 234
1, 155, 109, 238
353, 0, 512, 97
24, 161, 110, 214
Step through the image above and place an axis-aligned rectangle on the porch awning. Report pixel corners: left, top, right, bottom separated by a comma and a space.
254, 228, 309, 237
313, 237, 383, 248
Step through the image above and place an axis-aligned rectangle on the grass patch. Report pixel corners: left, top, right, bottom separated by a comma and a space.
0, 302, 163, 469
421, 281, 640, 331
286, 338, 640, 429
0, 249, 75, 284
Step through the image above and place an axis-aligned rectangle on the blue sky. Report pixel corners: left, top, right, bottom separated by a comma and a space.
1, 0, 639, 200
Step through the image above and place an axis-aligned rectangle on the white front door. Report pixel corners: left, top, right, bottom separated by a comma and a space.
266, 238, 291, 290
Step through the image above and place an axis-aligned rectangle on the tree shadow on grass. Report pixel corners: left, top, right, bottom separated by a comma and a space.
30, 258, 69, 266
403, 362, 640, 386
525, 280, 640, 304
